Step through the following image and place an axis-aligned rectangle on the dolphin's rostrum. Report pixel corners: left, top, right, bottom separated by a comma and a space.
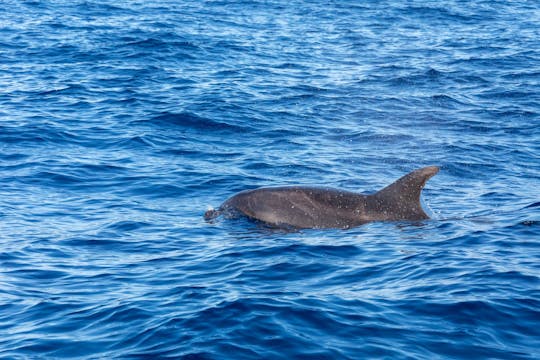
205, 166, 439, 229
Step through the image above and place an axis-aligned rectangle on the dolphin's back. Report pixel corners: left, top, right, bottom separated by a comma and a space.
222, 186, 368, 229
205, 166, 439, 229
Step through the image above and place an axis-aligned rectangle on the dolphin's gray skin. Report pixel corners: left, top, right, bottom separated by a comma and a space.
205, 166, 439, 229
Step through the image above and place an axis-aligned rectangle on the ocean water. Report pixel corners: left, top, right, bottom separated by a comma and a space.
1, 0, 539, 358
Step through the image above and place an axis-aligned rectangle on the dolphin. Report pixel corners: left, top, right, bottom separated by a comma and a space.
204, 166, 439, 229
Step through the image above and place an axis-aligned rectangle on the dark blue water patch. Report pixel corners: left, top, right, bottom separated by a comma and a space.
6, 268, 68, 281
523, 202, 540, 209
104, 220, 153, 232
115, 36, 203, 61
429, 94, 470, 109
136, 111, 250, 133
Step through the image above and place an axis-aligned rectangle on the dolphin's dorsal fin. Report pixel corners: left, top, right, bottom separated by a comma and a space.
372, 166, 439, 220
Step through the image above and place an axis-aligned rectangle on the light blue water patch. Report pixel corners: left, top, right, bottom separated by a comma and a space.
0, 0, 539, 359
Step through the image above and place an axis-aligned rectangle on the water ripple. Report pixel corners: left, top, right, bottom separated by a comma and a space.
0, 0, 539, 359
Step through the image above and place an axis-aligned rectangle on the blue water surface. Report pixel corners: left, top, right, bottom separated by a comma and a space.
1, 0, 539, 359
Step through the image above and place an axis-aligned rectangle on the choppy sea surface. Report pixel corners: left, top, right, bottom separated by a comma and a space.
1, 1, 539, 359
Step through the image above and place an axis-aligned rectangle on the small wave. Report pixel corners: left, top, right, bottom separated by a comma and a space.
388, 68, 448, 86
7, 268, 68, 281
105, 220, 152, 232
523, 202, 540, 209
30, 171, 84, 186
111, 135, 157, 149
59, 236, 134, 248
137, 112, 248, 133
430, 94, 469, 109
125, 38, 168, 48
